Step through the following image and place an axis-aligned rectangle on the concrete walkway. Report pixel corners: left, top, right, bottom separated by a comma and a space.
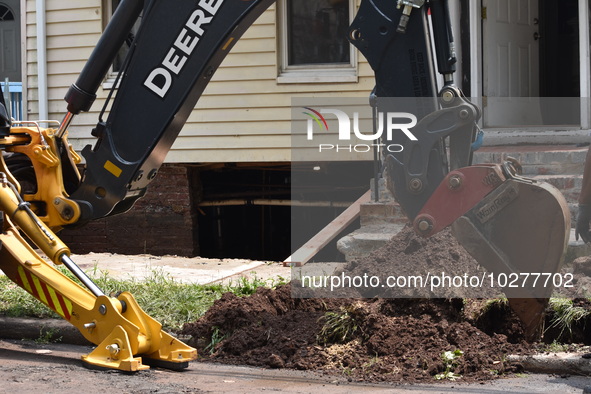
69, 252, 293, 285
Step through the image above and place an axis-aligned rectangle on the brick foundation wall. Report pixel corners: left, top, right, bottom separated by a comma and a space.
59, 164, 198, 257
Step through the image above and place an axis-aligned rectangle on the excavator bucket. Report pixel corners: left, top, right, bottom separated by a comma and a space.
414, 162, 570, 340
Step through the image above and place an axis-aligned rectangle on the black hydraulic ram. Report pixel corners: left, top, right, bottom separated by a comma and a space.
348, 0, 476, 219
62, 0, 145, 118
55, 0, 145, 195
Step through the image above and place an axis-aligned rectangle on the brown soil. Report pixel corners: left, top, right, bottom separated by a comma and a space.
181, 284, 533, 383
181, 227, 539, 383
332, 226, 502, 299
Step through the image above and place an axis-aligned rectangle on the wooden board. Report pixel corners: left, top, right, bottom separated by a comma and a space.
284, 190, 371, 267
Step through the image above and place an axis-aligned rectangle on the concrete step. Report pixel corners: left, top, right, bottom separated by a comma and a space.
337, 224, 590, 266
364, 176, 581, 229
336, 223, 405, 262
369, 174, 581, 205
473, 145, 587, 176
359, 201, 408, 227
531, 175, 582, 203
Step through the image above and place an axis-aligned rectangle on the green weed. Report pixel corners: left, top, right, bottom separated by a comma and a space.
435, 349, 464, 381
547, 298, 591, 338
541, 339, 571, 353
228, 274, 288, 296
317, 305, 362, 345
34, 326, 62, 344
204, 326, 227, 355
341, 366, 355, 376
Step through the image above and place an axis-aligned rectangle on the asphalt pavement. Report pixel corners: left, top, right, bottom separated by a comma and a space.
0, 339, 590, 393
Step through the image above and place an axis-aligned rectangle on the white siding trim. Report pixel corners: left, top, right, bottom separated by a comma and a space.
36, 0, 48, 122
579, 0, 590, 130
29, 2, 374, 163
20, 0, 27, 120
470, 0, 482, 101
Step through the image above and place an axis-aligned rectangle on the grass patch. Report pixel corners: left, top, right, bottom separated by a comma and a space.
547, 298, 591, 339
317, 304, 363, 345
540, 339, 571, 353
0, 276, 60, 319
0, 267, 287, 332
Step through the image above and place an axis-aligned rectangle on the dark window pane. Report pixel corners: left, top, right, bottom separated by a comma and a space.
288, 0, 350, 66
0, 5, 15, 22
111, 0, 140, 72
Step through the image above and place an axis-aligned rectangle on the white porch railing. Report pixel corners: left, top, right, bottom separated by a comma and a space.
3, 79, 23, 121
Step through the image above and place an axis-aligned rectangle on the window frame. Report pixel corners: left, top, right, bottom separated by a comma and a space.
102, 0, 140, 89
101, 0, 117, 89
277, 0, 358, 84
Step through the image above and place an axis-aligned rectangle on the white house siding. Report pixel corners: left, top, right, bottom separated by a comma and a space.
24, 0, 102, 124
24, 1, 375, 163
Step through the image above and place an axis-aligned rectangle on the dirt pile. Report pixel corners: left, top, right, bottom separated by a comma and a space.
180, 225, 591, 382
181, 227, 539, 383
181, 284, 532, 383
335, 226, 502, 299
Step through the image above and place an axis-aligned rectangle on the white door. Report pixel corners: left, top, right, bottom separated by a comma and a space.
483, 0, 541, 127
0, 0, 21, 82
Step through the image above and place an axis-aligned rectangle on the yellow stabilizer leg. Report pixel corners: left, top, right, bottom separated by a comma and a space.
82, 325, 149, 372
0, 220, 197, 371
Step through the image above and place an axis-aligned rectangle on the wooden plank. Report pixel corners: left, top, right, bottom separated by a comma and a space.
198, 199, 352, 208
144, 146, 293, 163
284, 190, 371, 267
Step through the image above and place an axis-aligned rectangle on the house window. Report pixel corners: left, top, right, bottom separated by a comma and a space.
110, 0, 141, 73
103, 0, 141, 87
278, 0, 357, 83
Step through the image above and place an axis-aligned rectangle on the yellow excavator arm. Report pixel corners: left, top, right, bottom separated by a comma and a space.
0, 125, 196, 371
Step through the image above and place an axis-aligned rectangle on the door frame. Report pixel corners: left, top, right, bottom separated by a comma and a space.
18, 0, 25, 120
468, 0, 591, 143
0, 0, 22, 82
579, 0, 591, 129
